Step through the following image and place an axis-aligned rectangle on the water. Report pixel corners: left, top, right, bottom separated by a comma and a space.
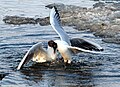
0, 0, 120, 87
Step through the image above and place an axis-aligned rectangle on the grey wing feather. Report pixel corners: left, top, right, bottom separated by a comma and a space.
70, 38, 103, 51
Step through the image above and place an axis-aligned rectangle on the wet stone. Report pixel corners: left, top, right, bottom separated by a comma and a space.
3, 16, 36, 25
3, 16, 50, 26
36, 17, 50, 26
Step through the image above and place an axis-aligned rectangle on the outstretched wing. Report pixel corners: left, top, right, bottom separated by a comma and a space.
50, 6, 71, 45
67, 46, 103, 54
17, 42, 47, 70
70, 38, 103, 51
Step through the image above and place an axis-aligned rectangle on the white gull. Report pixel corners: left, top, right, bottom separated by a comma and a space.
17, 40, 57, 70
50, 6, 104, 63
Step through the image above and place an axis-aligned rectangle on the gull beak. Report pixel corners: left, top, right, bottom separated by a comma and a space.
53, 47, 57, 54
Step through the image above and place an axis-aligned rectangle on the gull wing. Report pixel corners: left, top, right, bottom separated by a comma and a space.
68, 45, 112, 55
50, 6, 71, 45
67, 46, 102, 54
17, 42, 47, 70
70, 38, 103, 51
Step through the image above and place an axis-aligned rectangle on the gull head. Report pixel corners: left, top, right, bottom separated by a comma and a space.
47, 40, 58, 60
48, 40, 57, 54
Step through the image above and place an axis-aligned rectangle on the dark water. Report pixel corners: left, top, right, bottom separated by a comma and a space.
0, 0, 120, 87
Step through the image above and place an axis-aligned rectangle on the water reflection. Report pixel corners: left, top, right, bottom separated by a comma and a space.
20, 62, 95, 86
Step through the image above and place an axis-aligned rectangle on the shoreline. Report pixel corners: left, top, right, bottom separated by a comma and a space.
3, 2, 120, 44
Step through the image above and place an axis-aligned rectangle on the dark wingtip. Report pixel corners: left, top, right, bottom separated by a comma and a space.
100, 48, 104, 51
94, 48, 104, 51
52, 6, 61, 24
53, 6, 59, 14
53, 6, 56, 9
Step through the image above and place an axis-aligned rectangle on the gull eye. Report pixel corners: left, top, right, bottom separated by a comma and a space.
54, 44, 57, 48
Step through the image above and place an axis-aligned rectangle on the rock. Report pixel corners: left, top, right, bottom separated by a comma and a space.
2, 3, 120, 44
3, 16, 50, 26
112, 11, 120, 18
3, 16, 36, 25
112, 2, 120, 10
36, 17, 50, 26
93, 2, 105, 8
102, 37, 120, 44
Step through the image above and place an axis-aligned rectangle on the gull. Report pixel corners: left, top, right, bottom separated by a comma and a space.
50, 6, 104, 63
17, 40, 57, 70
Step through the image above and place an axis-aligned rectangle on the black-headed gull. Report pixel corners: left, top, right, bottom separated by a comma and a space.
50, 6, 104, 63
17, 40, 57, 70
